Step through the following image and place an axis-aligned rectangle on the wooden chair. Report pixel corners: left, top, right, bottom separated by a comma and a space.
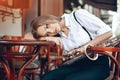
86, 42, 120, 80
39, 44, 63, 77
0, 35, 63, 80
106, 42, 120, 80
0, 35, 40, 80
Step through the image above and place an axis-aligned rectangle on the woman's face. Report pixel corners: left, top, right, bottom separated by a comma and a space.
37, 23, 61, 37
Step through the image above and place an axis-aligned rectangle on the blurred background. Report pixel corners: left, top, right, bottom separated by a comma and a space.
0, 0, 119, 37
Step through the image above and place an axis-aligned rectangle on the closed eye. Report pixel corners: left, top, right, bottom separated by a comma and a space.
46, 24, 49, 29
46, 32, 49, 36
45, 24, 49, 36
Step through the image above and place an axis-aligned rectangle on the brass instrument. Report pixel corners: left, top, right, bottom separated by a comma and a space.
61, 35, 120, 65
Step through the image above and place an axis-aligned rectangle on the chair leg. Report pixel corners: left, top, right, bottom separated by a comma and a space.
32, 73, 36, 80
0, 70, 7, 80
23, 73, 37, 80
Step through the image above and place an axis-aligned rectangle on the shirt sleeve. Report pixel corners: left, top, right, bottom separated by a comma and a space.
74, 9, 111, 38
61, 38, 75, 51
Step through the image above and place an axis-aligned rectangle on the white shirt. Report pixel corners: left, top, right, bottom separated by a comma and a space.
59, 9, 111, 51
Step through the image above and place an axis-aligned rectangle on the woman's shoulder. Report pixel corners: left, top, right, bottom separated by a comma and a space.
75, 9, 89, 14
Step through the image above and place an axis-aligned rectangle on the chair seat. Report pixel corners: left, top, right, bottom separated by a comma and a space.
13, 60, 39, 69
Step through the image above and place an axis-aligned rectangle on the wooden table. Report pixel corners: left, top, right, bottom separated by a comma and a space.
0, 39, 56, 80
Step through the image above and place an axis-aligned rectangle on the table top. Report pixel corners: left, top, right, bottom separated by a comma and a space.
0, 39, 56, 46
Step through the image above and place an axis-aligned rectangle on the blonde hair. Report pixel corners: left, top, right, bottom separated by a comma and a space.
31, 15, 61, 39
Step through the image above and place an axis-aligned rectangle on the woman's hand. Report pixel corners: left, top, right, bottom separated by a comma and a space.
40, 37, 62, 48
62, 46, 85, 61
67, 46, 85, 56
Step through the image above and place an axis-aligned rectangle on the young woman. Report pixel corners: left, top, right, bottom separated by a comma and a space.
30, 9, 113, 80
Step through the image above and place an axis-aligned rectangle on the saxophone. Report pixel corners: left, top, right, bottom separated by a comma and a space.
97, 35, 120, 47
61, 35, 120, 65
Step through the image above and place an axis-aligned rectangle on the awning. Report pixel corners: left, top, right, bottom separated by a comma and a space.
83, 0, 117, 11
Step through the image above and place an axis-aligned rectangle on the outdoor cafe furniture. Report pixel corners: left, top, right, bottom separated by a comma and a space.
0, 39, 57, 80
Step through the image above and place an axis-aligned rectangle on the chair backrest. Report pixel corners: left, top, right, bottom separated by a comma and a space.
39, 44, 63, 73
2, 35, 34, 54
2, 35, 63, 77
110, 42, 120, 80
90, 42, 120, 80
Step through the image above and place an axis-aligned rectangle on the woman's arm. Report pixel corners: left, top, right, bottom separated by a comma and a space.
40, 37, 62, 48
24, 32, 36, 40
84, 31, 113, 46
67, 31, 113, 55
